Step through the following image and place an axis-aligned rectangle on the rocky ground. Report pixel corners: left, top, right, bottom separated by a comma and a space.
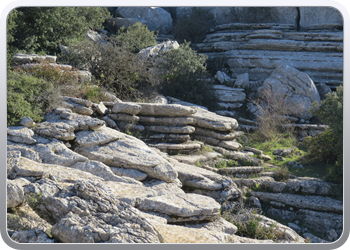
7, 91, 342, 244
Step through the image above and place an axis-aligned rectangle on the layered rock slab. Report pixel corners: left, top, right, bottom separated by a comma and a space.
138, 193, 221, 223
24, 180, 164, 243
75, 134, 178, 183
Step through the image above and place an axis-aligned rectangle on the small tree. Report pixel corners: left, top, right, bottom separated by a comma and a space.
303, 85, 343, 183
116, 22, 157, 53
251, 89, 296, 141
157, 42, 218, 109
10, 7, 111, 54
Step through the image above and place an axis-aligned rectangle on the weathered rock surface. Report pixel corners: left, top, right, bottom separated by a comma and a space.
34, 140, 88, 167
218, 166, 264, 175
33, 122, 75, 141
20, 117, 35, 127
75, 125, 124, 147
138, 193, 221, 223
111, 102, 142, 115
183, 217, 237, 235
138, 116, 195, 125
75, 135, 178, 183
194, 127, 243, 140
299, 7, 343, 30
7, 127, 37, 145
116, 7, 173, 34
11, 229, 55, 243
110, 167, 148, 181
139, 40, 179, 58
171, 152, 221, 165
7, 180, 24, 208
286, 177, 337, 195
137, 103, 197, 117
251, 191, 343, 213
24, 180, 164, 243
45, 109, 105, 131
190, 107, 239, 131
144, 125, 195, 134
69, 161, 142, 185
257, 64, 320, 119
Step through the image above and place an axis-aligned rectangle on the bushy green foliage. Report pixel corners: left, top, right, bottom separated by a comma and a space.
58, 36, 159, 101
14, 61, 80, 85
173, 8, 215, 44
157, 42, 218, 109
10, 7, 111, 54
303, 85, 343, 183
158, 41, 207, 81
222, 209, 286, 241
117, 22, 157, 52
7, 71, 59, 126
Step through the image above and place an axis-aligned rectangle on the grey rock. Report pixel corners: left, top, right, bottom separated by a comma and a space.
138, 103, 197, 117
95, 102, 108, 115
251, 191, 343, 213
303, 233, 330, 243
100, 116, 118, 129
7, 144, 40, 164
218, 102, 243, 110
45, 110, 105, 131
111, 102, 142, 115
7, 127, 36, 145
118, 122, 144, 133
11, 53, 56, 65
75, 125, 124, 147
110, 167, 147, 181
183, 217, 237, 235
258, 181, 287, 193
149, 141, 203, 152
194, 127, 243, 140
218, 140, 242, 151
214, 88, 246, 103
69, 161, 142, 185
63, 96, 92, 107
218, 166, 264, 175
138, 193, 221, 222
144, 125, 195, 134
288, 222, 301, 232
215, 110, 236, 118
116, 7, 173, 34
11, 229, 54, 243
138, 116, 195, 125
34, 140, 88, 167
273, 147, 296, 156
215, 71, 232, 83
235, 73, 249, 88
75, 135, 178, 183
143, 178, 184, 196
20, 117, 35, 127
323, 229, 338, 242
288, 161, 304, 168
299, 7, 343, 30
286, 177, 336, 195
7, 151, 24, 178
108, 113, 139, 123
317, 82, 332, 100
250, 196, 262, 208
191, 107, 239, 131
213, 147, 263, 166
33, 122, 75, 141
257, 64, 320, 119
7, 180, 24, 208
64, 101, 93, 116
139, 40, 179, 58
233, 177, 275, 188
171, 152, 221, 165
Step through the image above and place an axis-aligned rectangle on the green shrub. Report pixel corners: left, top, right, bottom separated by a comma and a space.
173, 8, 215, 44
303, 85, 343, 183
116, 22, 157, 53
10, 7, 111, 54
7, 71, 60, 126
58, 36, 159, 101
157, 42, 218, 109
222, 209, 286, 241
14, 61, 80, 85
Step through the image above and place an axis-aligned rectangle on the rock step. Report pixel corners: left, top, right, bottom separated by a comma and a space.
251, 191, 343, 214
170, 152, 221, 165
205, 50, 342, 87
148, 141, 203, 153
232, 176, 275, 187
213, 146, 263, 166
218, 166, 264, 175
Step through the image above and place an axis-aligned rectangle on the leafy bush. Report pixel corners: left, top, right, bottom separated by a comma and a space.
252, 89, 296, 141
173, 8, 215, 44
303, 85, 343, 183
116, 22, 157, 52
10, 7, 111, 54
157, 42, 218, 109
7, 71, 60, 126
14, 62, 80, 85
222, 208, 286, 241
58, 36, 160, 101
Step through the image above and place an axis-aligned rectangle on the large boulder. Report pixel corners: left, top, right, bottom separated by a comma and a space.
138, 40, 179, 58
115, 7, 173, 34
299, 7, 343, 30
212, 7, 298, 26
256, 64, 320, 120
